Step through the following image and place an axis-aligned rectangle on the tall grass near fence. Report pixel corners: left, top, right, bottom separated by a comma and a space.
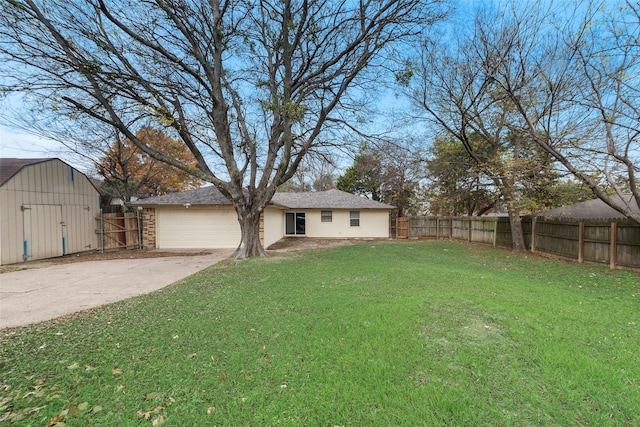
1, 241, 639, 426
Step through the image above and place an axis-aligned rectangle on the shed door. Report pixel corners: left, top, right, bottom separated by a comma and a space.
156, 208, 241, 249
22, 204, 64, 261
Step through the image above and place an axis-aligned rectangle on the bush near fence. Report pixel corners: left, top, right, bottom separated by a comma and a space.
397, 216, 640, 270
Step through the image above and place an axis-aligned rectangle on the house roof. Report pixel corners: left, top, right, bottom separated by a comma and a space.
134, 186, 231, 206
272, 189, 395, 210
0, 158, 51, 187
540, 194, 639, 219
134, 187, 395, 210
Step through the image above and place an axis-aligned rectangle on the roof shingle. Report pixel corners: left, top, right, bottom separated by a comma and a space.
0, 158, 50, 187
540, 194, 639, 219
272, 189, 394, 209
134, 187, 395, 210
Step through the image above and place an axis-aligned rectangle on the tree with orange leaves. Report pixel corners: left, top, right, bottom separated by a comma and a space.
97, 127, 203, 204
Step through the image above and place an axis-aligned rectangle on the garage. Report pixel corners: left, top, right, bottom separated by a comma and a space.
156, 206, 241, 249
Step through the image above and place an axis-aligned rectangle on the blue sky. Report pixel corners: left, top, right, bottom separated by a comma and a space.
0, 0, 627, 174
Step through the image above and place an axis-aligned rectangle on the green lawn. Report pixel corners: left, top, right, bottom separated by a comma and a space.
1, 241, 639, 426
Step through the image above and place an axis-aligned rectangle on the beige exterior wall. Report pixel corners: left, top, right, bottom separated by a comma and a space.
0, 159, 100, 265
286, 209, 390, 239
263, 206, 285, 248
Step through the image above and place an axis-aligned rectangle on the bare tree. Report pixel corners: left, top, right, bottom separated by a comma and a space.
470, 0, 640, 223
277, 153, 337, 192
407, 0, 639, 255
407, 26, 542, 251
0, 0, 447, 258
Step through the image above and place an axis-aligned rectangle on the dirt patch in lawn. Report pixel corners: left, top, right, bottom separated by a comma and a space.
267, 237, 385, 251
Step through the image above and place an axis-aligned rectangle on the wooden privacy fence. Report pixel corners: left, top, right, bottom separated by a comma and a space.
397, 216, 640, 270
96, 211, 142, 251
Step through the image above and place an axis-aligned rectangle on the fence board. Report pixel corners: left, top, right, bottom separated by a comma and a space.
396, 217, 408, 239
96, 212, 141, 251
397, 215, 640, 270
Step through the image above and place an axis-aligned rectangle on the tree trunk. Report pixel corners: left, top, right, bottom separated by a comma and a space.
506, 207, 526, 253
497, 178, 526, 253
233, 208, 266, 259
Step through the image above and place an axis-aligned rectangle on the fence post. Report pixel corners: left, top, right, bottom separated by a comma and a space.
493, 218, 498, 248
100, 208, 105, 253
436, 217, 440, 240
468, 217, 472, 242
610, 222, 617, 270
578, 222, 584, 263
531, 217, 537, 253
137, 209, 143, 249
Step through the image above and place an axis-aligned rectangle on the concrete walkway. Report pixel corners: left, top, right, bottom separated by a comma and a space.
0, 250, 233, 329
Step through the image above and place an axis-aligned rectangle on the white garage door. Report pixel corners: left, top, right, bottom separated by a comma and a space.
156, 207, 241, 249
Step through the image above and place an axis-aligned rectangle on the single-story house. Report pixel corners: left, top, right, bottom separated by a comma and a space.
540, 194, 639, 219
133, 187, 394, 249
0, 158, 100, 265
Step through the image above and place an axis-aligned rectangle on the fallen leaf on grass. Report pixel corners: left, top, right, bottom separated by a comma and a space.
152, 415, 165, 426
112, 368, 122, 375
207, 407, 215, 415
137, 406, 163, 420
48, 415, 65, 425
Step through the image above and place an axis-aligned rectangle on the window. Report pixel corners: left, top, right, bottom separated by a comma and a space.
285, 212, 306, 235
350, 211, 360, 227
321, 210, 332, 222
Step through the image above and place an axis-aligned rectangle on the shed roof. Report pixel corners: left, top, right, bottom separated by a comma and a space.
0, 158, 50, 187
540, 194, 638, 219
134, 187, 395, 210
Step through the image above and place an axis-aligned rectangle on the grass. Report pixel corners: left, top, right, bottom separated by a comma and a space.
1, 241, 639, 426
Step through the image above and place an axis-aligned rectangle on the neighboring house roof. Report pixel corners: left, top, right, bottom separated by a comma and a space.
0, 158, 50, 187
540, 194, 639, 219
134, 187, 395, 210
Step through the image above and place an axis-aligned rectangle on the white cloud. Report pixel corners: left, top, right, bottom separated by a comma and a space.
0, 125, 90, 171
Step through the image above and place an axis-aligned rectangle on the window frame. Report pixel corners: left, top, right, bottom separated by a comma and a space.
349, 211, 360, 227
321, 210, 332, 223
285, 212, 306, 235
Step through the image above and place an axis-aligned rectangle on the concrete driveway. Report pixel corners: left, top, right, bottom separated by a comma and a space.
0, 250, 233, 329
